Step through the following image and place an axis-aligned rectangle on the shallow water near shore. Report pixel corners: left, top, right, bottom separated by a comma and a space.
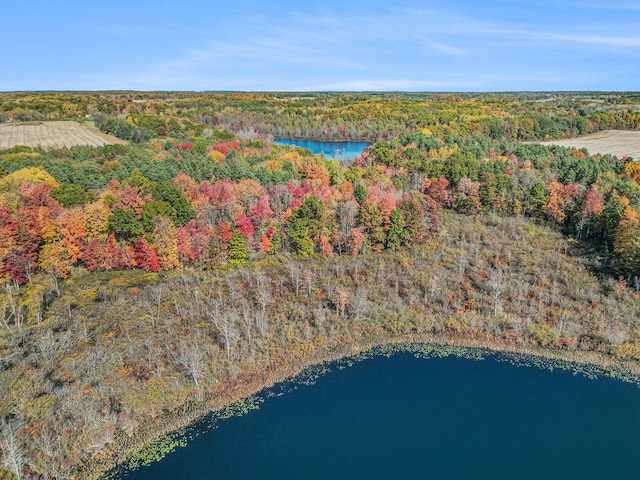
114, 348, 640, 479
273, 138, 370, 160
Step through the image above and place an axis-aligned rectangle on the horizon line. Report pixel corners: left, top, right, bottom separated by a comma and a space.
1, 89, 639, 94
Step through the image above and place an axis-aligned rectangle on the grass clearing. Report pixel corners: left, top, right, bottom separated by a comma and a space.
536, 130, 640, 159
0, 120, 127, 150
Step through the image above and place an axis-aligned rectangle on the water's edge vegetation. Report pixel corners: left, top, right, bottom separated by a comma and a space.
107, 340, 640, 478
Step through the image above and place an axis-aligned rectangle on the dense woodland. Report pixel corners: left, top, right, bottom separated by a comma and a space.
1, 91, 640, 479
3, 91, 640, 142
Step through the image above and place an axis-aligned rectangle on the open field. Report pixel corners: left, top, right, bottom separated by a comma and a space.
0, 121, 127, 149
536, 130, 640, 159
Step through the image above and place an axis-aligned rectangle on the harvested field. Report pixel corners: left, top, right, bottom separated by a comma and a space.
0, 121, 127, 150
536, 130, 640, 159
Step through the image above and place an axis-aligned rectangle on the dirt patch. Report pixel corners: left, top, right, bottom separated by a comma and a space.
0, 121, 127, 150
536, 130, 640, 159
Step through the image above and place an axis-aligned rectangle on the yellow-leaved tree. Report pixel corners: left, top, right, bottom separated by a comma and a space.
0, 167, 59, 210
614, 206, 640, 277
152, 216, 180, 270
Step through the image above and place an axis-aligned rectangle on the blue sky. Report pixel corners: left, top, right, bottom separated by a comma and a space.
2, 0, 639, 91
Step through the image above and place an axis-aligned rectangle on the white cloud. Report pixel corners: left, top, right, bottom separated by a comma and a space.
472, 28, 640, 49
415, 36, 468, 56
61, 4, 640, 90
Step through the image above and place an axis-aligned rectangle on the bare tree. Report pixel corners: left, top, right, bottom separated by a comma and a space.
254, 310, 267, 339
350, 257, 363, 285
302, 267, 316, 296
86, 411, 117, 454
489, 268, 503, 317
33, 426, 57, 480
254, 275, 270, 338
321, 264, 336, 301
332, 288, 349, 319
337, 199, 358, 239
266, 184, 293, 223
240, 299, 253, 345
2, 282, 25, 329
225, 278, 241, 304
286, 261, 302, 297
350, 286, 369, 320
177, 340, 207, 388
212, 310, 240, 360
1, 420, 27, 480
454, 253, 468, 276
148, 285, 163, 327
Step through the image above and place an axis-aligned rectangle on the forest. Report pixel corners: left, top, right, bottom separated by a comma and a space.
1, 91, 640, 479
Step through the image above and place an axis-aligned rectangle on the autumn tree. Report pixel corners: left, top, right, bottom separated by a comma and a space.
133, 239, 160, 272
152, 216, 180, 270
400, 191, 439, 241
235, 215, 256, 239
56, 207, 87, 264
577, 186, 604, 239
422, 176, 450, 208
614, 207, 640, 276
84, 202, 111, 240
249, 194, 273, 232
38, 241, 71, 295
543, 182, 581, 225
82, 236, 117, 271
454, 177, 482, 215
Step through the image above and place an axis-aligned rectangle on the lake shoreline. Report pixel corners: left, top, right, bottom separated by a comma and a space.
91, 330, 640, 480
271, 135, 375, 143
272, 138, 371, 159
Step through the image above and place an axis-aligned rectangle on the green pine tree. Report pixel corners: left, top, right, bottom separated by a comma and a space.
386, 208, 407, 250
228, 232, 250, 265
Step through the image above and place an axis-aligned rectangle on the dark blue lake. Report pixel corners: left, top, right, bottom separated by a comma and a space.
273, 138, 370, 160
115, 348, 640, 480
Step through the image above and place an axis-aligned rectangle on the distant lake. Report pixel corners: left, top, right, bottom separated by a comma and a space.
114, 348, 640, 480
273, 138, 370, 160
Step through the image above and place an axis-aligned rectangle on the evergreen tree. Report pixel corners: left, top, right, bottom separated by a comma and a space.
108, 208, 143, 240
524, 181, 546, 216
597, 191, 630, 247
385, 208, 407, 250
613, 207, 640, 276
50, 183, 92, 207
151, 181, 195, 226
353, 183, 368, 204
286, 218, 314, 258
141, 200, 174, 233
228, 231, 250, 265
